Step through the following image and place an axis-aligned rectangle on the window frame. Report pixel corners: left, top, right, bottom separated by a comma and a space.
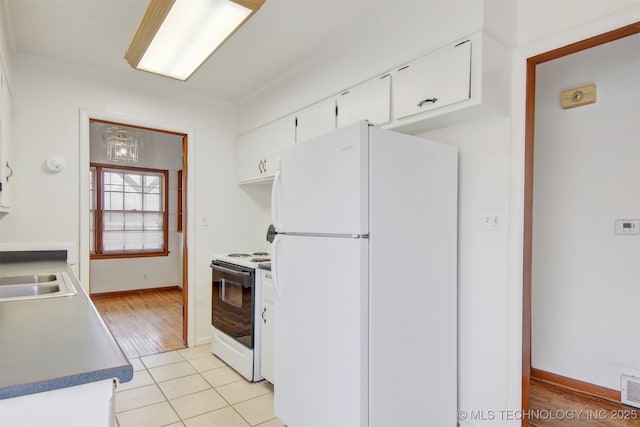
90, 163, 169, 259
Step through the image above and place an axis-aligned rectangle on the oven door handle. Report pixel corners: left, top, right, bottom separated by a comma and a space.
210, 264, 252, 277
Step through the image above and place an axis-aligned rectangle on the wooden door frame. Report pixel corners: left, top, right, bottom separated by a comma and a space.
181, 134, 189, 343
521, 21, 640, 427
89, 118, 190, 346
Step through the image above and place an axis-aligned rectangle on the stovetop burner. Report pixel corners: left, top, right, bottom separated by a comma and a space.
228, 253, 251, 258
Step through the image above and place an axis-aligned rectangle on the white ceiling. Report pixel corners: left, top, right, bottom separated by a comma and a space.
5, 0, 399, 103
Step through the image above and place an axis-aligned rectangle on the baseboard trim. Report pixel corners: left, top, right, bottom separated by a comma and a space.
531, 368, 621, 403
91, 285, 181, 298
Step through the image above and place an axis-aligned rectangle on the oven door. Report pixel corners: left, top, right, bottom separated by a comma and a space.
211, 261, 255, 349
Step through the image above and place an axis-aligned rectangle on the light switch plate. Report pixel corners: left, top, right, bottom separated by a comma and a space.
481, 209, 503, 230
561, 84, 596, 109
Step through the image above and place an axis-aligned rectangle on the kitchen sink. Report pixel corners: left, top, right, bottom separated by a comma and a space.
0, 272, 77, 302
0, 274, 57, 286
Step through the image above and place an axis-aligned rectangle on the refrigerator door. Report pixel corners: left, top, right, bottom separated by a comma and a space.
368, 126, 458, 426
272, 121, 369, 235
272, 234, 368, 427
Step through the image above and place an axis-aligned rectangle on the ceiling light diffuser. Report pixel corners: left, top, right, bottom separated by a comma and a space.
125, 0, 265, 81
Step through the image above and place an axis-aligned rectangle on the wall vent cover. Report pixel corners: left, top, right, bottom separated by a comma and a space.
622, 374, 640, 408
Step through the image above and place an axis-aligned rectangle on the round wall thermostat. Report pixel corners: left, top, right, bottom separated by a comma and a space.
46, 155, 66, 173
571, 90, 584, 102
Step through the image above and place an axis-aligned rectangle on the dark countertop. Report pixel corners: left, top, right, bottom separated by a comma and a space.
0, 254, 133, 399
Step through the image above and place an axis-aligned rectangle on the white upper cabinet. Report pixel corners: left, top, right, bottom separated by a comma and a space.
387, 32, 511, 134
237, 115, 296, 184
393, 41, 471, 120
238, 31, 510, 162
0, 70, 12, 212
295, 98, 336, 143
336, 75, 391, 129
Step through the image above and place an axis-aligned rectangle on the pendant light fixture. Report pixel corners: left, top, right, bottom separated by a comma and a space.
103, 126, 141, 163
124, 0, 265, 81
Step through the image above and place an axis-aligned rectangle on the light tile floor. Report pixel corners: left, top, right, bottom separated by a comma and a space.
115, 345, 284, 427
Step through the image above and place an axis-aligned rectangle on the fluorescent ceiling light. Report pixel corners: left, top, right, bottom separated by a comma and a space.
125, 0, 265, 81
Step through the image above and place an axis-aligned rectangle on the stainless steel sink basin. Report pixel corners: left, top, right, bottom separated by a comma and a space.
0, 274, 57, 286
0, 272, 77, 302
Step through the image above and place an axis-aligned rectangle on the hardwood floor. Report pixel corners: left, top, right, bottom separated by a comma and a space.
92, 288, 186, 359
530, 379, 640, 426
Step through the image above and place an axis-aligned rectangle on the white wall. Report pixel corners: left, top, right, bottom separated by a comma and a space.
89, 124, 184, 293
531, 34, 640, 390
516, 0, 640, 47
236, 2, 516, 426
237, 0, 518, 134
236, 1, 640, 426
508, 1, 640, 422
420, 117, 512, 423
0, 53, 269, 346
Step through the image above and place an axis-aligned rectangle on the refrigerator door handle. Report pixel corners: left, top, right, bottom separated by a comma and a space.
271, 168, 281, 230
272, 234, 281, 303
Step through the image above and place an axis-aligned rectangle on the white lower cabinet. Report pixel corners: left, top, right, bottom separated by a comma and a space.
0, 379, 116, 427
260, 269, 275, 384
237, 115, 296, 184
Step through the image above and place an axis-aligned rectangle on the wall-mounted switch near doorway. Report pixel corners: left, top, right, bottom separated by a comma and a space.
481, 209, 503, 230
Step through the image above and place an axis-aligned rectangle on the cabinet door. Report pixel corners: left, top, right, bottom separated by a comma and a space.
393, 40, 471, 120
236, 132, 263, 183
236, 115, 296, 184
295, 98, 336, 143
263, 115, 296, 177
337, 75, 391, 129
261, 271, 275, 383
0, 71, 11, 211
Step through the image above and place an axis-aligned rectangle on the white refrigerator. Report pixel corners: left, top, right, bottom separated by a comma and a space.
271, 121, 458, 427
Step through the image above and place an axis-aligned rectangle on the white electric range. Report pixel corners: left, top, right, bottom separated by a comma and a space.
210, 252, 270, 382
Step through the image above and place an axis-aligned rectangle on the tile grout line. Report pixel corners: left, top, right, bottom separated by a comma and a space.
118, 350, 276, 426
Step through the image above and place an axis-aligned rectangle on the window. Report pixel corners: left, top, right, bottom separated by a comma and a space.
90, 163, 169, 258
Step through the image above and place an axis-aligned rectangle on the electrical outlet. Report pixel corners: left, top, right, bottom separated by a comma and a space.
200, 216, 209, 227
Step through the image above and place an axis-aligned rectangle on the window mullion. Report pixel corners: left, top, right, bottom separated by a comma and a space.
95, 166, 104, 255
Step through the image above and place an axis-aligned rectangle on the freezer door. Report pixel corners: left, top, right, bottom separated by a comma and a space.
272, 234, 368, 427
272, 121, 369, 235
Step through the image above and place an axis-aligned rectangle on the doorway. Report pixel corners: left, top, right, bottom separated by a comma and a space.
87, 118, 189, 357
522, 23, 640, 426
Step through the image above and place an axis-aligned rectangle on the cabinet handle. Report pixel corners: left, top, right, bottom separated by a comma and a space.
5, 161, 12, 182
258, 161, 262, 173
263, 159, 267, 172
417, 98, 438, 107
262, 307, 267, 323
